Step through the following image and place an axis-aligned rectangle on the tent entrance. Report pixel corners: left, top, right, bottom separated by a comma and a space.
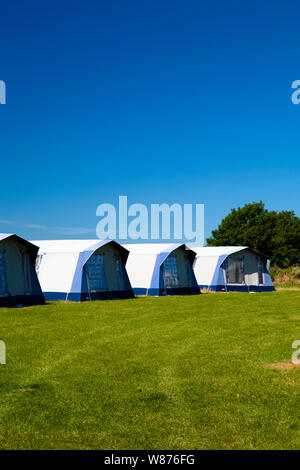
81, 251, 131, 300
257, 258, 264, 284
115, 255, 125, 290
160, 251, 199, 296
83, 254, 107, 299
21, 251, 32, 294
0, 252, 7, 295
161, 255, 180, 293
223, 257, 245, 285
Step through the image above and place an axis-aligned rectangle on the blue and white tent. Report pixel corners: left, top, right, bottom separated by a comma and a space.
32, 239, 134, 301
122, 243, 200, 296
192, 246, 275, 292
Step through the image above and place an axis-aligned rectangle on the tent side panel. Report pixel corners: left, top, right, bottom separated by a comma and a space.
38, 252, 79, 300
125, 254, 157, 294
193, 255, 221, 288
263, 271, 274, 288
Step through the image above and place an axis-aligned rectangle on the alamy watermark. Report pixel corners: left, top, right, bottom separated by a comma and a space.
96, 196, 204, 245
0, 80, 6, 104
292, 340, 300, 365
291, 80, 300, 104
0, 340, 6, 364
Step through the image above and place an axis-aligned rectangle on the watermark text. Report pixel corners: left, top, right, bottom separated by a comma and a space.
96, 196, 204, 245
0, 80, 6, 104
292, 340, 300, 365
291, 80, 300, 104
0, 340, 6, 364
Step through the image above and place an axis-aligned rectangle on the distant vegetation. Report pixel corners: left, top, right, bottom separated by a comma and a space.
270, 265, 300, 289
207, 201, 300, 268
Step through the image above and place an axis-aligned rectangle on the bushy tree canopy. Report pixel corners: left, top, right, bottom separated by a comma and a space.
206, 202, 300, 267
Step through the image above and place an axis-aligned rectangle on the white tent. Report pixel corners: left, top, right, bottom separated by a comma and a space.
122, 243, 200, 296
192, 246, 275, 292
31, 239, 134, 301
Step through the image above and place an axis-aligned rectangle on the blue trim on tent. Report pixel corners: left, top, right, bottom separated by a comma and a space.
198, 284, 275, 292
43, 292, 81, 301
211, 254, 228, 286
70, 251, 90, 293
149, 253, 166, 290
133, 287, 160, 296
43, 290, 135, 301
133, 286, 200, 296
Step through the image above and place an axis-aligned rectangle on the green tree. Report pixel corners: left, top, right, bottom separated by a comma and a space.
206, 202, 300, 267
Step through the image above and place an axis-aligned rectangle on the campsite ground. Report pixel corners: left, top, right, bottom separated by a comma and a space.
0, 291, 300, 450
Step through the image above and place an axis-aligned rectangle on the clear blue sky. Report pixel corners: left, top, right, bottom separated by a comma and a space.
0, 0, 299, 242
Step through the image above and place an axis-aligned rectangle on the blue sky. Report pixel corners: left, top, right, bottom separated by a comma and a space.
0, 0, 299, 242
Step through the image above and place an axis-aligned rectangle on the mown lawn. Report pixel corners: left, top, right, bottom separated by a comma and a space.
0, 292, 300, 450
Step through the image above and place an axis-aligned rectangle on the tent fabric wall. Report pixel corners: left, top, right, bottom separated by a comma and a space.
0, 234, 45, 307
32, 240, 134, 301
193, 246, 275, 292
123, 243, 200, 296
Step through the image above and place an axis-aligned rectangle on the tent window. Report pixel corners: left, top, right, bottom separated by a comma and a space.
162, 255, 180, 288
85, 254, 106, 291
115, 255, 124, 290
35, 255, 43, 274
0, 252, 7, 295
257, 259, 264, 284
185, 254, 193, 286
22, 252, 32, 294
224, 257, 244, 284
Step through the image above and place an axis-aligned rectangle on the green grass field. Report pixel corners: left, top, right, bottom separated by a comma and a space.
0, 292, 300, 450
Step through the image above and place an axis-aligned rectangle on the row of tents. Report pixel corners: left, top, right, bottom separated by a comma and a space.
0, 233, 275, 307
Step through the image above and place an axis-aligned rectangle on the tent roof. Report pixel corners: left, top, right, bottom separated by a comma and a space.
0, 233, 39, 251
122, 243, 194, 255
0, 233, 12, 242
32, 239, 102, 253
192, 246, 248, 257
192, 246, 269, 260
32, 239, 128, 255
